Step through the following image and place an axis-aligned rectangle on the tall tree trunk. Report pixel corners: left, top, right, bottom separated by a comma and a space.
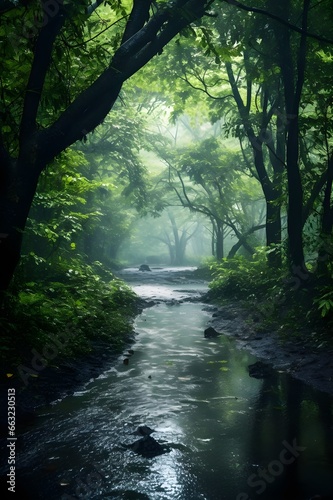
266, 200, 282, 267
225, 62, 282, 267
273, 0, 310, 276
169, 245, 176, 265
216, 223, 224, 260
168, 212, 181, 265
0, 157, 41, 295
317, 154, 333, 274
211, 220, 216, 257
286, 120, 305, 271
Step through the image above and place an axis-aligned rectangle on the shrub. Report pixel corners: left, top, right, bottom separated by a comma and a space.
0, 261, 139, 366
208, 248, 283, 301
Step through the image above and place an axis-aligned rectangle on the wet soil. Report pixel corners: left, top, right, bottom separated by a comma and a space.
207, 302, 333, 396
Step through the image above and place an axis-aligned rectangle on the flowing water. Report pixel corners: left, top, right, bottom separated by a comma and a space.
2, 268, 333, 499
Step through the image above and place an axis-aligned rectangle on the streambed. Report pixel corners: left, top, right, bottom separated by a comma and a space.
2, 267, 333, 499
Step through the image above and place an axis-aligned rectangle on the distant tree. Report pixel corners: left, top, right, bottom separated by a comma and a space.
154, 136, 265, 259
155, 210, 199, 265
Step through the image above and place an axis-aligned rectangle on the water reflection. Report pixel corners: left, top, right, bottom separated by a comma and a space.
3, 275, 333, 499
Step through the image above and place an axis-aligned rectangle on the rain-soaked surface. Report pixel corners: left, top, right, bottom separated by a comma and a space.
3, 268, 333, 499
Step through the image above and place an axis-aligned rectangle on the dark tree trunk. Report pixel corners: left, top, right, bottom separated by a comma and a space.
228, 238, 254, 259
0, 156, 42, 295
227, 223, 265, 259
321, 155, 333, 238
216, 223, 224, 260
225, 62, 282, 267
266, 200, 282, 268
211, 222, 216, 257
286, 121, 305, 271
272, 0, 310, 276
169, 244, 176, 265
317, 154, 333, 274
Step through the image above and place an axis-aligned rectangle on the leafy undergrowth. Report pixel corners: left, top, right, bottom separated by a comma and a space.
208, 251, 279, 301
206, 251, 333, 349
0, 259, 140, 369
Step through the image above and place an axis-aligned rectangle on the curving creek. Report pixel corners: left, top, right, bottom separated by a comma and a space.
3, 268, 333, 499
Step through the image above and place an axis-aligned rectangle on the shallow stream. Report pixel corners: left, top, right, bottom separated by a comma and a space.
4, 268, 333, 499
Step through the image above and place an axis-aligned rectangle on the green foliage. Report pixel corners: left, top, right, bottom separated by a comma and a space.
208, 248, 282, 301
0, 0, 132, 152
314, 290, 333, 318
313, 263, 333, 320
0, 260, 139, 365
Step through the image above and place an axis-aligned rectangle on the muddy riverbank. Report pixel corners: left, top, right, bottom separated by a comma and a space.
206, 302, 333, 397
1, 266, 332, 434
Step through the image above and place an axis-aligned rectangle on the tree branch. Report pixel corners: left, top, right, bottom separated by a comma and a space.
39, 0, 209, 165
19, 1, 67, 151
302, 170, 328, 225
179, 72, 233, 101
121, 0, 152, 44
0, 0, 33, 14
86, 0, 104, 16
222, 0, 333, 45
225, 61, 273, 195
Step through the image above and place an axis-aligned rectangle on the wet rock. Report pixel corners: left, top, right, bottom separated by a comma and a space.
166, 299, 180, 306
204, 327, 220, 338
139, 264, 151, 272
212, 309, 237, 320
248, 361, 272, 379
142, 300, 156, 308
202, 306, 218, 312
124, 349, 134, 358
124, 435, 170, 458
132, 425, 155, 436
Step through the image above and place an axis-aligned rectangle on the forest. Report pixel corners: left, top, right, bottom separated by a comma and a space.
1, 0, 332, 363
0, 0, 333, 499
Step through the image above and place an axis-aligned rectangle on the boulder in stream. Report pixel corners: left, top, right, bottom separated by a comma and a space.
132, 425, 155, 436
139, 264, 151, 272
204, 326, 220, 338
124, 435, 170, 458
